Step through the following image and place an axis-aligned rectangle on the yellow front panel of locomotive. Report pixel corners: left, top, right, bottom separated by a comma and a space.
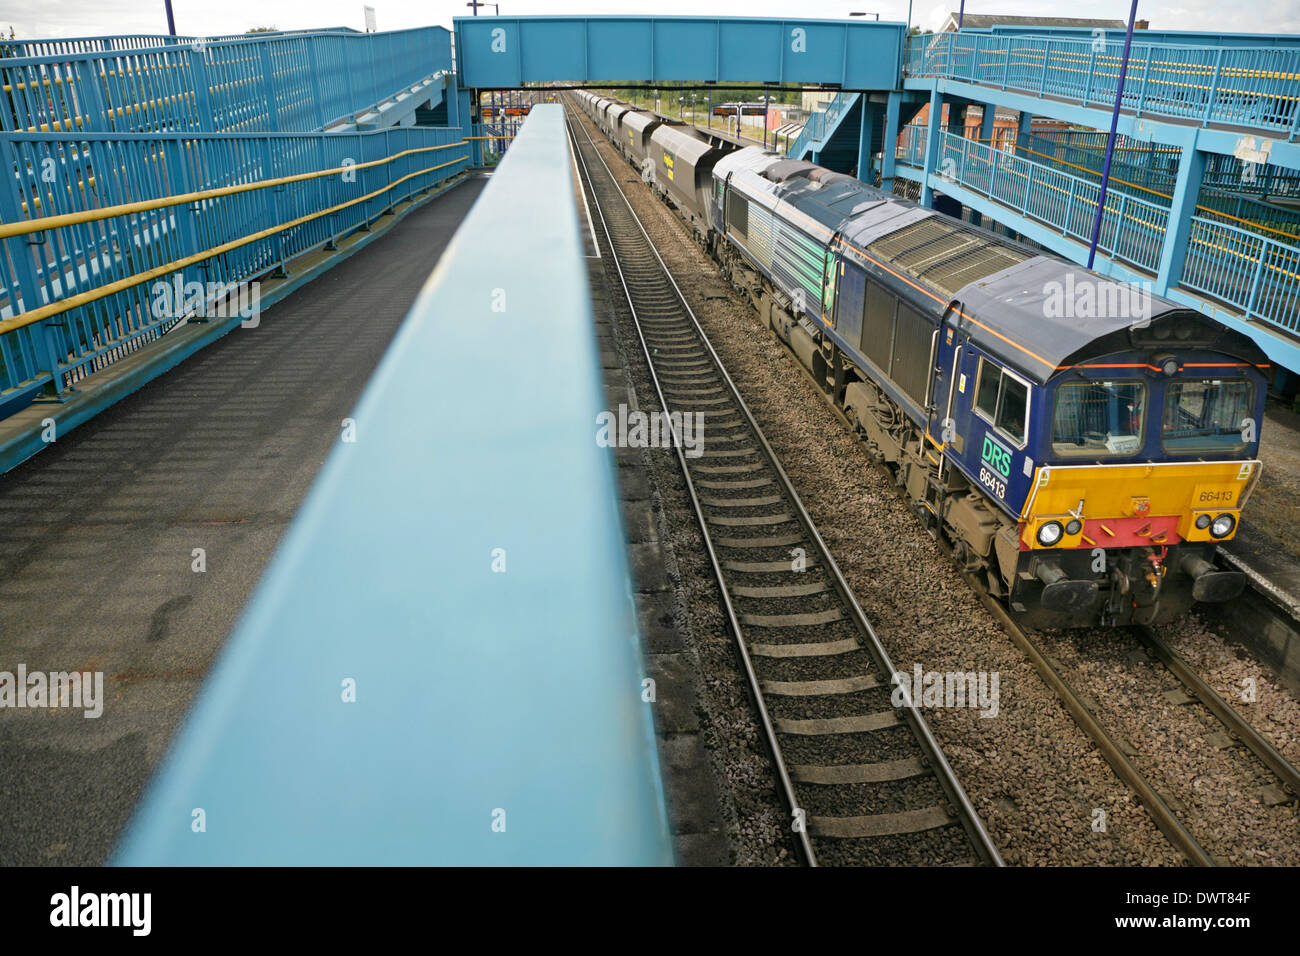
1021, 460, 1261, 548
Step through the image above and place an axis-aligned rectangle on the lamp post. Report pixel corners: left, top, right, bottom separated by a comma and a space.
163, 0, 176, 34
466, 2, 500, 14
848, 12, 880, 19
763, 86, 770, 149
1086, 0, 1140, 270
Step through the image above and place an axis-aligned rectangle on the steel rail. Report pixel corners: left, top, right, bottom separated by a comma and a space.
566, 107, 816, 866
567, 99, 1002, 867
966, 585, 1216, 866
755, 334, 1218, 866
1134, 625, 1300, 799
650, 152, 1219, 868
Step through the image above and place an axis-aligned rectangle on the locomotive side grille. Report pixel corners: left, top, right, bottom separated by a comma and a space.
867, 218, 1031, 297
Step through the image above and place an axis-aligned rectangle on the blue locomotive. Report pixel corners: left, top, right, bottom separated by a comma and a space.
580, 92, 1268, 627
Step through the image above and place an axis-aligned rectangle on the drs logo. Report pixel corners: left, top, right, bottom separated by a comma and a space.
979, 435, 1012, 499
981, 435, 1012, 479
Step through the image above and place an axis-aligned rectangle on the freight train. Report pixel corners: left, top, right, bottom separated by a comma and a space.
573, 91, 1268, 628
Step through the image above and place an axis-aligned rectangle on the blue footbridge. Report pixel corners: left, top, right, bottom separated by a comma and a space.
1, 13, 1298, 866
788, 25, 1300, 380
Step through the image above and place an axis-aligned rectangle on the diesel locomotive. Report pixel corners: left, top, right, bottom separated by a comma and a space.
574, 92, 1268, 628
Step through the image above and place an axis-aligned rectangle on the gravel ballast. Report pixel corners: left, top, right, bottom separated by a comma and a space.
575, 103, 1300, 866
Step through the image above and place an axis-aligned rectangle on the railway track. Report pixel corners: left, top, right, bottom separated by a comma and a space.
757, 330, 1300, 865
566, 102, 1002, 867
741, 299, 1300, 866
976, 591, 1300, 867
930, 490, 1300, 867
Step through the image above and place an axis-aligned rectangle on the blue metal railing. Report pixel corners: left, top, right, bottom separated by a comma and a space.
1027, 131, 1179, 192
1182, 219, 1300, 333
788, 91, 859, 159
0, 126, 468, 409
1020, 131, 1300, 240
896, 127, 1300, 333
472, 118, 523, 164
1028, 129, 1300, 201
978, 26, 1300, 51
906, 31, 1300, 139
0, 27, 360, 58
902, 120, 1300, 243
915, 128, 1171, 272
0, 27, 451, 135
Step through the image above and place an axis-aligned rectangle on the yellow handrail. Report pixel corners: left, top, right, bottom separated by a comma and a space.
1, 140, 467, 239
0, 154, 467, 336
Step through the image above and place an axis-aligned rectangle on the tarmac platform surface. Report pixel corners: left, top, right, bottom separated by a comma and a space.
0, 176, 486, 866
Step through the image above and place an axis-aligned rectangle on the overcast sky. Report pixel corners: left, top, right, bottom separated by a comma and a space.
2, 0, 1296, 43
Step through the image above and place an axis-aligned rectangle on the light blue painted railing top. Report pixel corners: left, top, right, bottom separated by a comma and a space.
906, 31, 1300, 139
113, 104, 674, 865
0, 27, 451, 135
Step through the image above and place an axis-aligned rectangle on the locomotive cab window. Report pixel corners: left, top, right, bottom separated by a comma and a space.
1051, 380, 1147, 457
973, 357, 1029, 446
1162, 379, 1254, 454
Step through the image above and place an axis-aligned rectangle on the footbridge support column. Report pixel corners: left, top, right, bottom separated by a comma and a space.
857, 98, 876, 184
1015, 109, 1033, 155
920, 87, 943, 208
1155, 139, 1207, 296
881, 90, 901, 192
970, 102, 996, 227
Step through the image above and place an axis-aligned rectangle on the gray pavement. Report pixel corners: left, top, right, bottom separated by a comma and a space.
0, 176, 486, 866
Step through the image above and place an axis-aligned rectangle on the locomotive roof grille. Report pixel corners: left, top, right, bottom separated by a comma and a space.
704, 139, 1268, 383
928, 245, 1029, 297
866, 218, 1032, 298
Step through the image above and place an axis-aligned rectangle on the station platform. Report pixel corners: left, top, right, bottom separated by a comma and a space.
0, 177, 484, 865
1243, 405, 1300, 569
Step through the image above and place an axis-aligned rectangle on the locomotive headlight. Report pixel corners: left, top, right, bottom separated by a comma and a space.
1210, 514, 1236, 539
1065, 518, 1083, 536
1195, 514, 1213, 530
1037, 521, 1064, 547
1161, 358, 1179, 377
